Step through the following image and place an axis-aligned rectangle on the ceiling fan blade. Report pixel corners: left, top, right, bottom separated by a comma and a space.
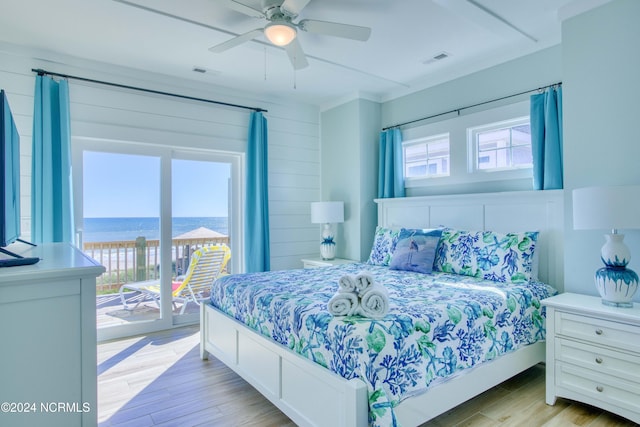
209, 28, 264, 53
284, 37, 309, 70
281, 0, 311, 17
299, 19, 371, 41
222, 0, 265, 18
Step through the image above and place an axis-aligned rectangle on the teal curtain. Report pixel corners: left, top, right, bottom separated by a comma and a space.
378, 128, 405, 198
244, 111, 270, 272
31, 75, 74, 244
530, 86, 563, 190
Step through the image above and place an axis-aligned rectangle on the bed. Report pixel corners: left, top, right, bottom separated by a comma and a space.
200, 190, 564, 426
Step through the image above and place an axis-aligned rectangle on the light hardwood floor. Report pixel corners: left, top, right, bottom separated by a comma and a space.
98, 325, 638, 427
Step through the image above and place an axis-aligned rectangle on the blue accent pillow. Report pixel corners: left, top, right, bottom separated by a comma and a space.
367, 226, 401, 266
389, 228, 443, 274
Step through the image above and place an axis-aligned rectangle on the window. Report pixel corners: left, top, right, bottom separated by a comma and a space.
469, 118, 532, 172
400, 101, 533, 195
403, 133, 450, 179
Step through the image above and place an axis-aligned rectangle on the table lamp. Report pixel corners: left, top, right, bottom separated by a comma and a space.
311, 201, 344, 260
573, 185, 640, 307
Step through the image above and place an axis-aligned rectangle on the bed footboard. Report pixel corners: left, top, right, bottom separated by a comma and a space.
200, 303, 369, 427
201, 303, 545, 427
394, 341, 545, 425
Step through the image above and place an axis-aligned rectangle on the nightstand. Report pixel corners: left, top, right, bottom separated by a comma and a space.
542, 293, 640, 424
301, 257, 357, 268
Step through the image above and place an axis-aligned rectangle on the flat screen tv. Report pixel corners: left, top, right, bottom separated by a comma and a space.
0, 89, 20, 248
0, 89, 39, 267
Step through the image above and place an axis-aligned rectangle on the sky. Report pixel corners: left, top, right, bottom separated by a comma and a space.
83, 152, 230, 218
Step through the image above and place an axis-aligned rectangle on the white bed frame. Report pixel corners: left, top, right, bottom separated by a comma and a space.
201, 190, 564, 426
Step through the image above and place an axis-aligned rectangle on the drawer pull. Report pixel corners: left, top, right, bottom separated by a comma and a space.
596, 385, 604, 393
595, 329, 603, 335
595, 357, 603, 364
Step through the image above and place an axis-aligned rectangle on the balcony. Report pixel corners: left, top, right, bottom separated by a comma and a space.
88, 230, 229, 327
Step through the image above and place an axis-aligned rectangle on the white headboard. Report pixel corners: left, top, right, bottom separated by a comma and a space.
375, 190, 564, 290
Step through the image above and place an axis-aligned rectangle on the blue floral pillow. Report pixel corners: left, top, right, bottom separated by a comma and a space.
479, 230, 539, 282
389, 228, 443, 274
433, 228, 480, 277
367, 226, 401, 266
434, 228, 539, 283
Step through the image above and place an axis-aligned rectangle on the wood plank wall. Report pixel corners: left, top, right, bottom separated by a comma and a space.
0, 47, 321, 270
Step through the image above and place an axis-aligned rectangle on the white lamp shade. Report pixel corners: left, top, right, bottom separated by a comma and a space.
573, 185, 640, 231
311, 201, 344, 224
264, 22, 296, 46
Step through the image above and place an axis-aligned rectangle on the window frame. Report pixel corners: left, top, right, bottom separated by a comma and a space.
402, 132, 451, 181
467, 116, 532, 174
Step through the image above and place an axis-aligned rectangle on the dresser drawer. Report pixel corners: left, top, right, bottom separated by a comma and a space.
554, 337, 640, 383
555, 312, 640, 353
556, 362, 640, 416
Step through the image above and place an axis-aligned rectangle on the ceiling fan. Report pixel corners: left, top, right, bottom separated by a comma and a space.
210, 0, 372, 70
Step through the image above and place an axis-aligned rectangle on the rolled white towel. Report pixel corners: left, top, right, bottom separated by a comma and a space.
357, 284, 390, 319
338, 274, 358, 293
355, 272, 375, 295
328, 291, 359, 316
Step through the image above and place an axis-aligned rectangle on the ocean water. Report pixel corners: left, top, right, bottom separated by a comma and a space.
83, 217, 228, 243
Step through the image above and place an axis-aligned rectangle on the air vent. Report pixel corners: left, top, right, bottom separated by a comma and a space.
422, 51, 451, 65
192, 66, 221, 76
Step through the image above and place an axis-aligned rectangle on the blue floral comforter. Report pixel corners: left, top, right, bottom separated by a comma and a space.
209, 263, 557, 426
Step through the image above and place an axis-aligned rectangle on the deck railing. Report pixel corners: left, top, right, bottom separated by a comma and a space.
83, 236, 230, 294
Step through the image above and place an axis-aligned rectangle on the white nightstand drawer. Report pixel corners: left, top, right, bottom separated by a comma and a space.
556, 312, 640, 353
554, 337, 640, 383
556, 362, 640, 416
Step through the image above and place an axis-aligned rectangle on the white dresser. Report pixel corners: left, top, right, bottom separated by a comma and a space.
0, 243, 104, 427
543, 293, 640, 424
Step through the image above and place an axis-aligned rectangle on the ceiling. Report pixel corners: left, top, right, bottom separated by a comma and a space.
0, 0, 608, 107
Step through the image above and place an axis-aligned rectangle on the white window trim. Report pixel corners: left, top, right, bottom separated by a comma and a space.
467, 116, 532, 174
403, 132, 450, 180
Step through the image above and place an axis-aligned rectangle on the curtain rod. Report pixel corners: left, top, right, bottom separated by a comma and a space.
382, 81, 561, 131
31, 68, 267, 113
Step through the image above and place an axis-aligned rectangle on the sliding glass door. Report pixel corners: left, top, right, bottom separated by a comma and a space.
83, 151, 162, 331
171, 157, 231, 324
73, 140, 241, 341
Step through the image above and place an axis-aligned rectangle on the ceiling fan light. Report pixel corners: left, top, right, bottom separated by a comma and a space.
264, 22, 296, 46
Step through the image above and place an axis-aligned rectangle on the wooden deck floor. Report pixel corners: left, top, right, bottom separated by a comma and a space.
97, 326, 639, 427
96, 292, 201, 329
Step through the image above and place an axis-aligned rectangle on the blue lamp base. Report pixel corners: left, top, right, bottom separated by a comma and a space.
595, 266, 639, 308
